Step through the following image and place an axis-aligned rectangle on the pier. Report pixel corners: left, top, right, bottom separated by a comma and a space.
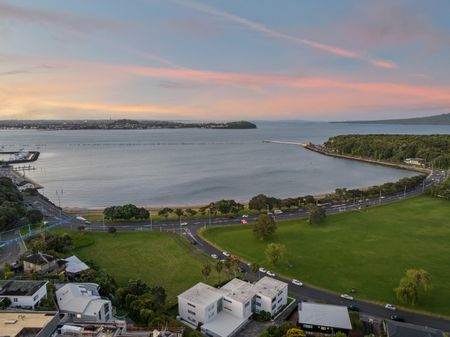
263, 140, 307, 146
0, 151, 40, 164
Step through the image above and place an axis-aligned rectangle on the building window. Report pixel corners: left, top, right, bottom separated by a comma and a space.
187, 310, 196, 316
256, 295, 261, 299
256, 302, 261, 307
278, 290, 283, 296
277, 297, 282, 303
223, 298, 232, 303
272, 304, 276, 310
272, 297, 276, 303
188, 302, 196, 308
33, 294, 39, 301
188, 317, 196, 323
245, 301, 250, 308
13, 298, 18, 302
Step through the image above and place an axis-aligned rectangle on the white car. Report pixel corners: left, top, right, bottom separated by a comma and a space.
222, 251, 230, 257
292, 279, 303, 286
274, 209, 283, 215
259, 267, 267, 273
267, 271, 276, 277
340, 294, 354, 300
241, 214, 249, 218
211, 254, 218, 259
180, 222, 188, 226
385, 304, 397, 311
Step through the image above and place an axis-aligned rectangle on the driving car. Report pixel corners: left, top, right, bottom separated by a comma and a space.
259, 267, 267, 273
291, 279, 303, 286
390, 315, 405, 322
385, 304, 397, 311
266, 271, 276, 277
211, 254, 218, 259
340, 294, 354, 300
222, 251, 230, 257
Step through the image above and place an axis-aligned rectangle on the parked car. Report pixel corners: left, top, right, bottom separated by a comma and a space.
267, 271, 276, 277
390, 315, 405, 322
274, 209, 283, 215
340, 294, 354, 300
292, 279, 303, 286
211, 254, 218, 259
222, 251, 230, 257
385, 304, 397, 311
259, 267, 267, 273
347, 305, 359, 312
230, 255, 238, 261
241, 214, 249, 218
238, 266, 245, 273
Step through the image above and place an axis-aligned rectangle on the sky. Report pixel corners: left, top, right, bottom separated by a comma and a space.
1, 0, 450, 121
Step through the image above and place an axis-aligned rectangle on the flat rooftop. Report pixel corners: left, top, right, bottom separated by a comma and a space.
202, 311, 248, 337
0, 311, 57, 337
0, 280, 47, 297
253, 276, 287, 299
298, 302, 352, 330
178, 283, 224, 306
221, 278, 255, 304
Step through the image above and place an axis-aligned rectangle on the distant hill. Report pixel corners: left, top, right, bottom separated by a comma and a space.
333, 113, 450, 125
0, 119, 257, 130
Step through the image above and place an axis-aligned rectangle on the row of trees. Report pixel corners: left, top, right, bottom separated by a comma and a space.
426, 178, 450, 200
324, 134, 450, 169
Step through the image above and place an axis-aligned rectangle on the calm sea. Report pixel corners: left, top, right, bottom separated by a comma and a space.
1, 121, 449, 208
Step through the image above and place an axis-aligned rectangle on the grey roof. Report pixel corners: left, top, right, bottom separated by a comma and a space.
386, 320, 445, 337
253, 276, 287, 299
178, 282, 224, 306
0, 280, 47, 297
64, 255, 90, 274
23, 252, 58, 265
56, 283, 107, 315
298, 302, 352, 330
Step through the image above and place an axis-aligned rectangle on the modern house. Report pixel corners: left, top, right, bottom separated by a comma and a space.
385, 320, 445, 337
404, 158, 425, 166
23, 252, 64, 274
178, 276, 288, 337
298, 302, 352, 336
56, 283, 113, 323
0, 311, 60, 337
0, 280, 48, 310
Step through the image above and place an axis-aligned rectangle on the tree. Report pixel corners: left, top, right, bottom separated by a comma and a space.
333, 332, 347, 337
201, 264, 212, 281
253, 214, 277, 240
251, 263, 260, 280
308, 204, 326, 224
185, 208, 197, 218
77, 225, 85, 234
27, 209, 43, 224
224, 258, 232, 277
174, 208, 184, 221
286, 328, 306, 337
265, 243, 286, 265
395, 269, 432, 305
158, 207, 173, 220
2, 263, 14, 280
108, 226, 117, 234
215, 261, 224, 284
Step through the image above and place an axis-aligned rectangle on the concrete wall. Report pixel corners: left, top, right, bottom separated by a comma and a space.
178, 296, 219, 326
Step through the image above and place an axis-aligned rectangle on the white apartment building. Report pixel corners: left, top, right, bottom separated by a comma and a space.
0, 280, 48, 310
56, 283, 113, 323
178, 277, 288, 337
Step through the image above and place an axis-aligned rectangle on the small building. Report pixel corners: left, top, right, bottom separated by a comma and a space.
298, 302, 352, 336
178, 277, 288, 337
56, 283, 113, 323
23, 252, 64, 274
385, 319, 445, 337
404, 158, 425, 166
0, 310, 60, 337
0, 280, 48, 310
16, 180, 36, 191
63, 255, 90, 275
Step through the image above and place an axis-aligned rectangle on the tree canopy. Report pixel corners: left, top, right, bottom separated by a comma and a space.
0, 177, 25, 230
253, 214, 277, 240
103, 204, 149, 220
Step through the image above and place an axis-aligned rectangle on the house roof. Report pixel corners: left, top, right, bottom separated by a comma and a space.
386, 320, 445, 337
56, 283, 106, 315
178, 283, 224, 306
253, 276, 287, 299
298, 302, 352, 330
0, 280, 47, 297
201, 310, 248, 337
23, 252, 58, 265
0, 311, 57, 337
64, 255, 90, 274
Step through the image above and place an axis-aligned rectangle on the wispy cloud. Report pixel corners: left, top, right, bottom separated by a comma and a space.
169, 0, 397, 69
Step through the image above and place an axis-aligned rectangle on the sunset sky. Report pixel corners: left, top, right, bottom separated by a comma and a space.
1, 0, 450, 121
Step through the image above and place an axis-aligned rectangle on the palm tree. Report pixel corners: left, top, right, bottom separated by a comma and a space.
215, 261, 224, 284
224, 258, 232, 279
201, 264, 212, 282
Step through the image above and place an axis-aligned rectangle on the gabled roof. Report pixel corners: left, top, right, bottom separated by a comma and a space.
64, 255, 90, 274
298, 302, 352, 330
386, 320, 445, 337
56, 283, 107, 315
23, 252, 58, 265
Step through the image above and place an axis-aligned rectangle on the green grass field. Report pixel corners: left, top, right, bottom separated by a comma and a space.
53, 230, 218, 305
202, 196, 450, 317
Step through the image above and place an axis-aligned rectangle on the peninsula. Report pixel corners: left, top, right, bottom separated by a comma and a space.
0, 119, 257, 130
333, 112, 450, 125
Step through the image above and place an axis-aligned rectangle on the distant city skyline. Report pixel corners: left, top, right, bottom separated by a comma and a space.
1, 0, 450, 121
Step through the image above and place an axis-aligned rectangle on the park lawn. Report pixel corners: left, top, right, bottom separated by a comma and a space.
202, 195, 450, 317
52, 229, 218, 305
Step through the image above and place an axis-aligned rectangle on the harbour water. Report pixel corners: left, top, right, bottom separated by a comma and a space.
1, 121, 449, 208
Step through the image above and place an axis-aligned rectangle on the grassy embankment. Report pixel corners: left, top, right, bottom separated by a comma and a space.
202, 195, 450, 317
52, 229, 220, 305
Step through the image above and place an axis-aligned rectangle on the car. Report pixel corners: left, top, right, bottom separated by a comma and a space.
238, 266, 245, 273
211, 254, 218, 259
267, 212, 273, 216
385, 304, 397, 311
291, 279, 303, 286
340, 294, 354, 300
241, 214, 249, 218
390, 315, 405, 322
222, 251, 230, 257
266, 271, 276, 277
230, 255, 238, 261
274, 209, 283, 215
180, 222, 188, 226
347, 305, 359, 312
259, 267, 267, 273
